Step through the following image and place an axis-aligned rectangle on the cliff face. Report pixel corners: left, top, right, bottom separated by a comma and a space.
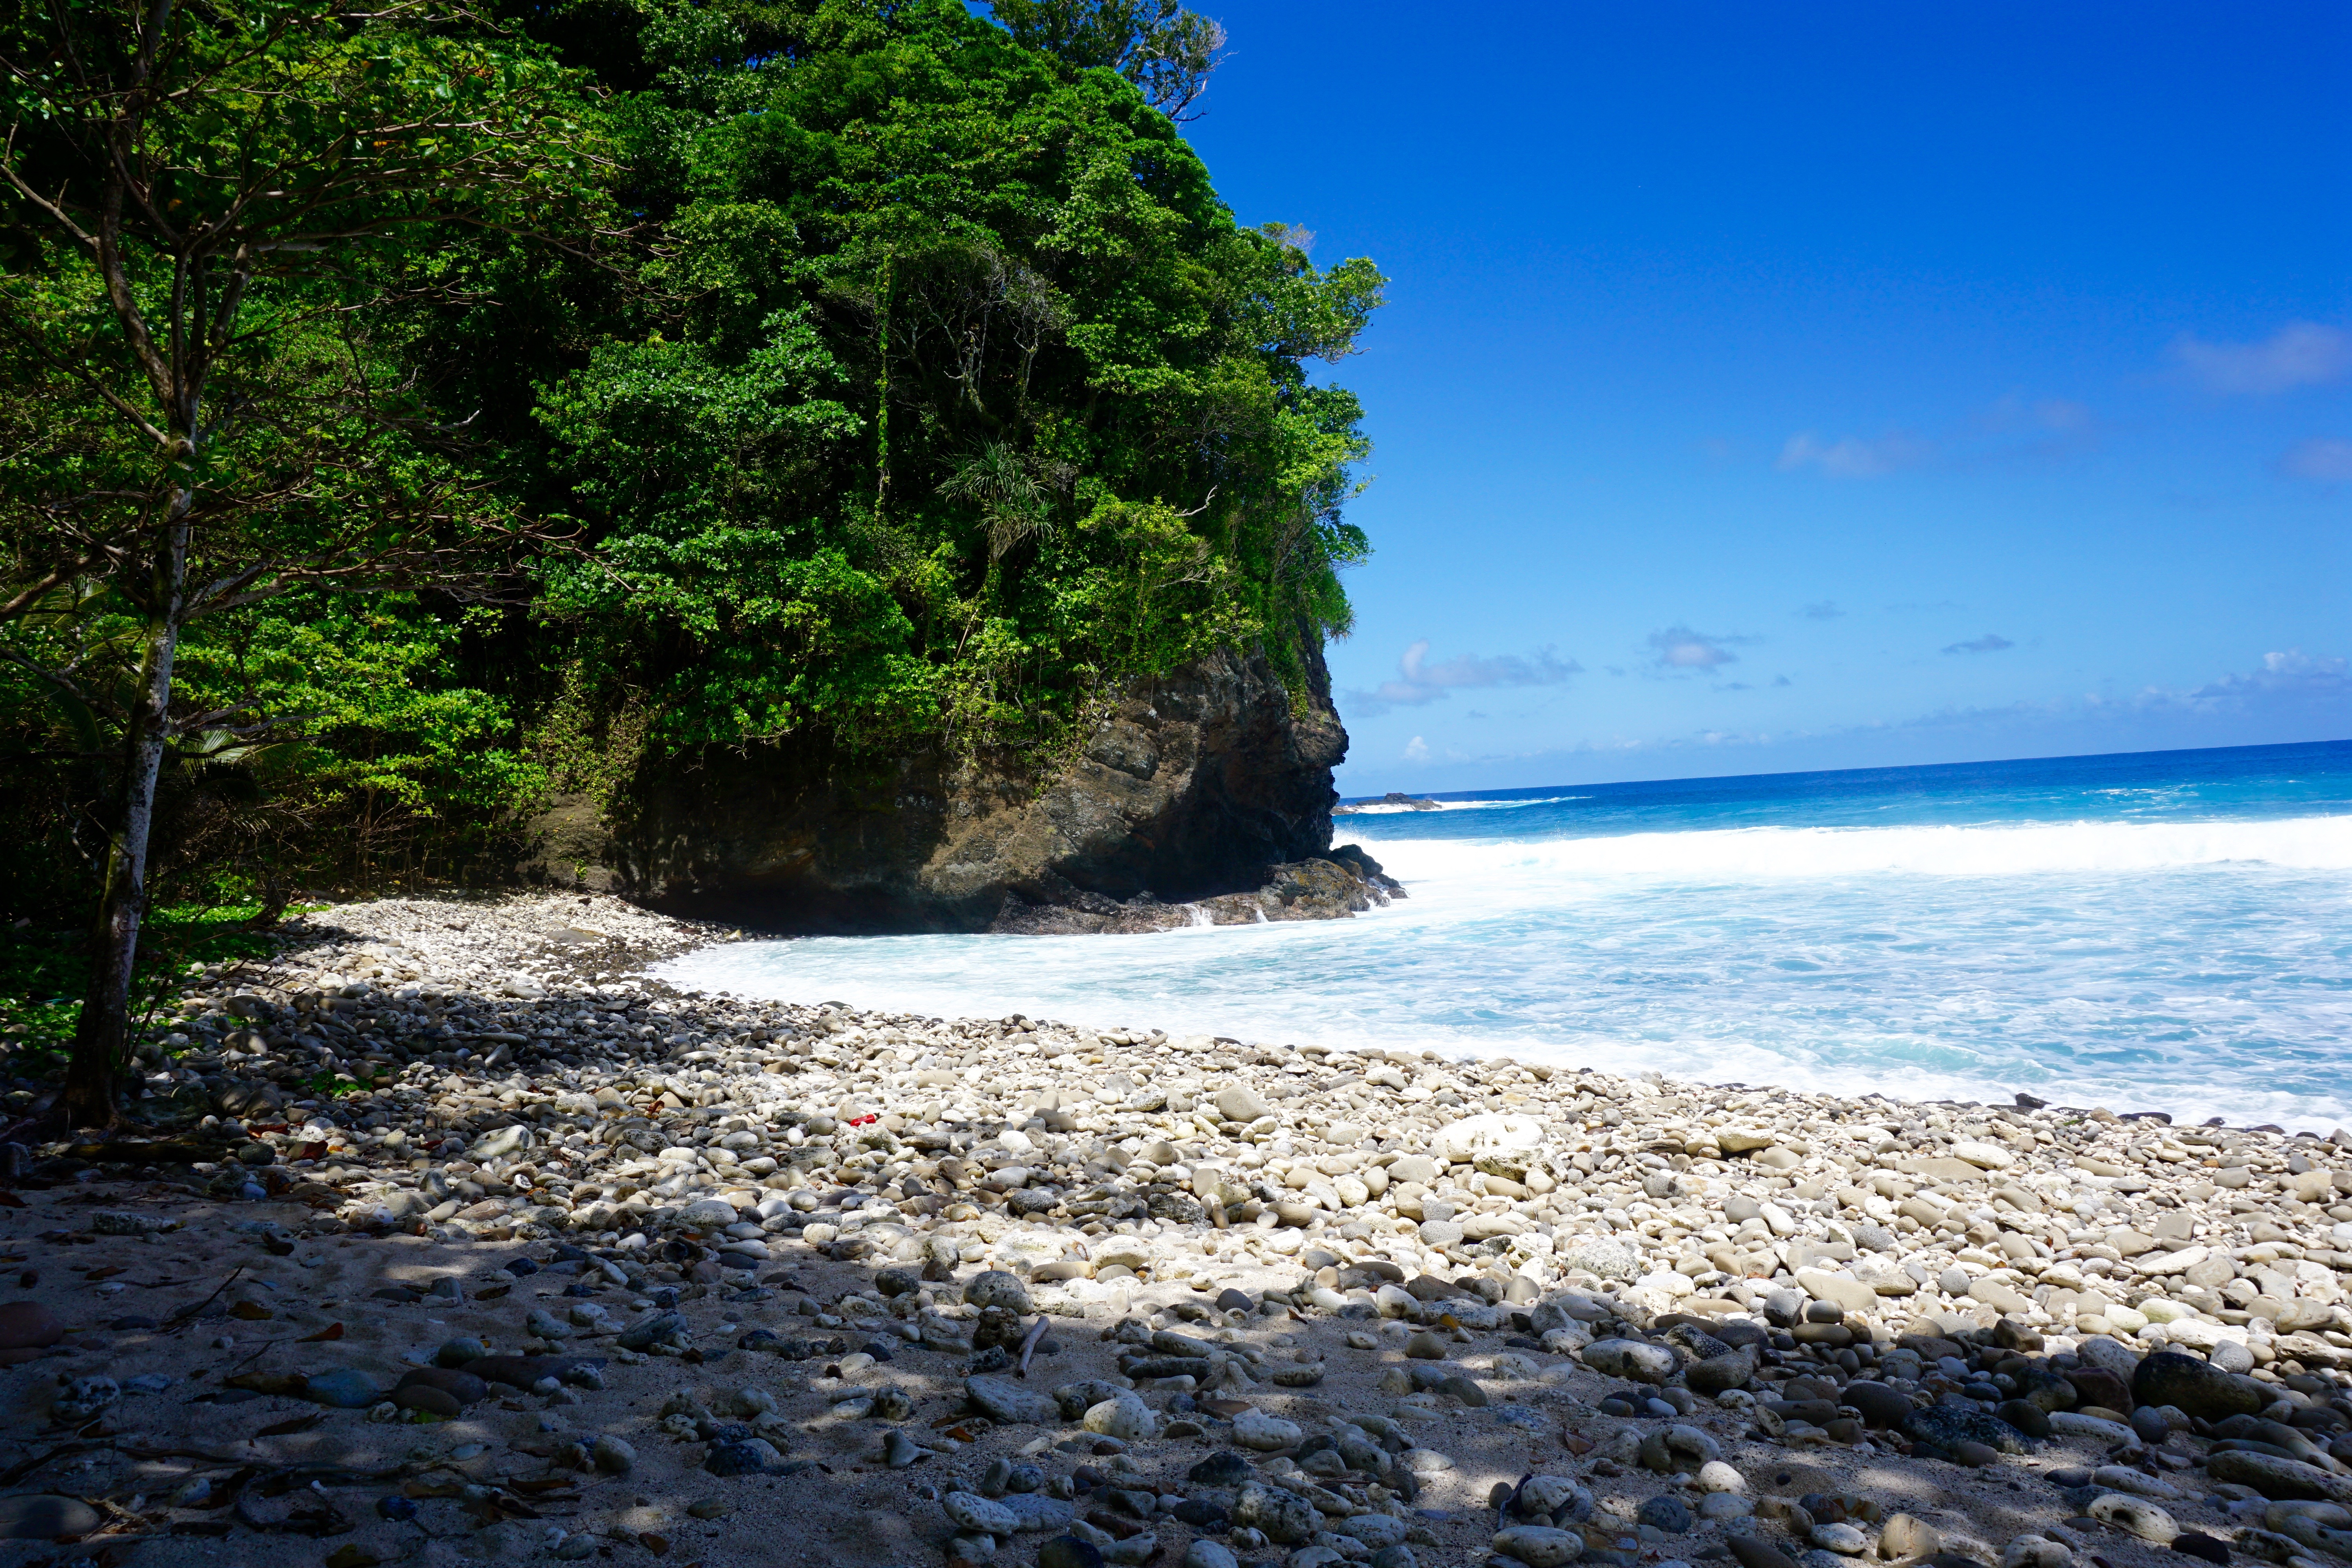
526, 645, 1361, 933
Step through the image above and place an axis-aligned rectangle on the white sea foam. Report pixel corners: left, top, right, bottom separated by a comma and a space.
661, 806, 2352, 1130
1357, 812, 2352, 888
1337, 794, 1589, 815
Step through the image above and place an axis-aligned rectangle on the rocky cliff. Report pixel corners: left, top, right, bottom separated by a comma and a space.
526, 645, 1394, 933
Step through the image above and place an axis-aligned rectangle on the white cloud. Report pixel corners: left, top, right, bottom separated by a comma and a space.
1776, 430, 1934, 477
2279, 437, 2352, 483
1342, 639, 1581, 716
1402, 735, 1429, 762
1982, 394, 2095, 435
1648, 624, 1748, 671
1942, 633, 2015, 655
2170, 321, 2352, 395
2160, 649, 2351, 710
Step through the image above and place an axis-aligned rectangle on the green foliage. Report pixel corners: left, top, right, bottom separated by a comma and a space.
0, 0, 1382, 930
990, 0, 1226, 119
0, 903, 286, 1069
530, 0, 1383, 759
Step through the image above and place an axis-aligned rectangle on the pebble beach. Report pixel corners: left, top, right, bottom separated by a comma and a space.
7, 891, 2352, 1568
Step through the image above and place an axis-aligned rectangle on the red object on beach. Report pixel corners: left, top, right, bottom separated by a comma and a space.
848, 1114, 878, 1127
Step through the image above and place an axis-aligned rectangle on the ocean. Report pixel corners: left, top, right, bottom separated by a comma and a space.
656, 738, 2352, 1131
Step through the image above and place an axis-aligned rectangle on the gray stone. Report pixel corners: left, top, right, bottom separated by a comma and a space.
1189, 1451, 1254, 1486
0, 1494, 99, 1540
946, 1492, 1020, 1535
617, 1310, 687, 1351
1232, 1480, 1319, 1545
2086, 1495, 2178, 1543
1437, 1374, 1488, 1406
1583, 1338, 1677, 1383
470, 1124, 531, 1161
1904, 1402, 2031, 1455
1879, 1515, 1940, 1559
1556, 1237, 1642, 1281
997, 1494, 1076, 1532
964, 1270, 1033, 1313
1491, 1525, 1584, 1566
1640, 1495, 1694, 1534
1216, 1085, 1272, 1123
1841, 1381, 1912, 1430
1343, 1514, 1411, 1550
51, 1376, 118, 1421
966, 1374, 1060, 1425
2205, 1451, 2352, 1502
301, 1369, 383, 1408
1688, 1348, 1756, 1397
2133, 1351, 2266, 1421
704, 1438, 785, 1476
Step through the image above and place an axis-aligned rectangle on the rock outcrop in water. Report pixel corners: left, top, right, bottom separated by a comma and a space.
526, 646, 1378, 933
989, 844, 1403, 933
1334, 791, 1440, 815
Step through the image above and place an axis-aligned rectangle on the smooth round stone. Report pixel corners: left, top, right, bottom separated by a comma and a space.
1189, 1452, 1254, 1486
2132, 1352, 2265, 1421
1689, 1350, 1756, 1397
592, 1435, 635, 1475
1697, 1461, 1747, 1494
392, 1384, 461, 1418
1810, 1523, 1869, 1555
0, 1302, 64, 1351
1995, 1400, 2051, 1439
963, 1271, 1032, 1313
395, 1367, 487, 1407
2210, 1340, 2256, 1375
1436, 1375, 1488, 1407
1640, 1495, 1694, 1534
1880, 1515, 1941, 1559
1492, 1526, 1584, 1566
1728, 1535, 1803, 1568
1233, 1410, 1302, 1450
944, 1492, 1019, 1535
0, 1495, 98, 1539
1842, 1381, 1911, 1429
2088, 1495, 2178, 1543
1039, 1536, 1106, 1568
1951, 1441, 2001, 1469
303, 1370, 383, 1408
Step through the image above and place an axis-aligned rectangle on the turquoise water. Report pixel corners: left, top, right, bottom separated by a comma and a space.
660, 739, 2352, 1130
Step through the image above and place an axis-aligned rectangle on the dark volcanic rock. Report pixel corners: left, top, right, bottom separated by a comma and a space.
2066, 1367, 2133, 1413
2134, 1351, 2268, 1421
526, 648, 1359, 932
1842, 1380, 1913, 1430
1905, 1401, 2033, 1455
1995, 1399, 2053, 1438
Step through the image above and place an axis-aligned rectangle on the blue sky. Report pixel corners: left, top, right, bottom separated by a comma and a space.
1172, 2, 2352, 794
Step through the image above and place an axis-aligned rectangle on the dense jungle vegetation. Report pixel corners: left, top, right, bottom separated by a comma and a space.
0, 0, 1382, 1119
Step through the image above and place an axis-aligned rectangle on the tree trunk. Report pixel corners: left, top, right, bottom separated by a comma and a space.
66, 506, 191, 1129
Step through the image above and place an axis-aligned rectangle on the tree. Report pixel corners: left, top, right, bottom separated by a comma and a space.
0, 0, 608, 1125
989, 0, 1225, 118
531, 2, 1382, 760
